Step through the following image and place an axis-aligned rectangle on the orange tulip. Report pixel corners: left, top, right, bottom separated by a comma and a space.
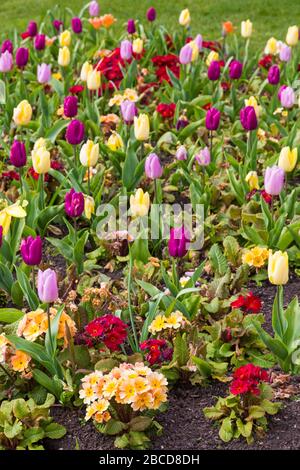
222, 21, 234, 35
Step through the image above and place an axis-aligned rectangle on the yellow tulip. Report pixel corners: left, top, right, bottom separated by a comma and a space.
244, 96, 260, 117
132, 38, 143, 54
80, 61, 93, 81
134, 114, 150, 141
268, 251, 289, 285
241, 19, 252, 38
130, 188, 150, 217
0, 200, 27, 236
278, 146, 298, 172
206, 51, 219, 66
34, 138, 47, 151
107, 132, 124, 151
13, 100, 32, 126
264, 37, 278, 55
189, 40, 199, 62
179, 9, 191, 27
245, 171, 259, 190
286, 25, 298, 47
58, 46, 70, 67
59, 30, 71, 47
84, 196, 95, 220
31, 146, 51, 174
87, 69, 101, 90
79, 140, 99, 167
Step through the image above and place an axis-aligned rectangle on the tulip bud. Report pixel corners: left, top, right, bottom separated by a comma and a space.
0, 51, 13, 73
120, 40, 133, 61
268, 65, 280, 85
145, 153, 163, 179
195, 147, 211, 166
31, 146, 51, 174
278, 146, 298, 173
264, 37, 278, 55
286, 25, 298, 46
241, 19, 252, 38
208, 60, 221, 81
179, 44, 193, 65
229, 60, 243, 79
132, 38, 143, 54
107, 133, 124, 151
127, 19, 136, 35
176, 145, 187, 161
147, 7, 156, 22
37, 63, 51, 83
58, 46, 70, 67
130, 188, 150, 217
20, 235, 42, 266
195, 34, 203, 51
280, 86, 295, 108
1, 39, 13, 54
168, 226, 190, 258
245, 171, 259, 190
65, 188, 85, 218
72, 17, 82, 34
13, 100, 32, 126
205, 107, 220, 131
244, 96, 260, 117
89, 1, 100, 17
179, 9, 191, 27
240, 106, 258, 131
59, 30, 71, 47
79, 140, 99, 167
27, 21, 38, 37
120, 99, 137, 124
34, 34, 46, 51
64, 95, 78, 118
53, 19, 63, 32
264, 166, 285, 195
206, 50, 219, 66
10, 140, 27, 168
268, 251, 288, 285
38, 268, 59, 303
16, 47, 29, 68
134, 114, 150, 141
279, 43, 291, 62
80, 61, 93, 81
87, 69, 101, 90
66, 119, 85, 145
84, 195, 95, 219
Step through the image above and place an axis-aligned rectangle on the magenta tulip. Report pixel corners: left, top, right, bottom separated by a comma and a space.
205, 107, 220, 131
240, 106, 257, 131
20, 236, 42, 266
65, 188, 85, 218
10, 140, 27, 167
168, 226, 190, 258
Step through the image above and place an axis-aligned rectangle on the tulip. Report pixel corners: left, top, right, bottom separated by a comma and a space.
87, 69, 101, 90
10, 140, 26, 168
176, 145, 187, 161
127, 19, 136, 35
222, 21, 234, 36
66, 119, 85, 145
107, 133, 124, 151
120, 40, 133, 61
134, 114, 150, 141
132, 38, 143, 54
264, 166, 285, 195
120, 100, 137, 124
168, 226, 189, 258
37, 63, 51, 83
278, 84, 287, 101
176, 117, 189, 130
205, 107, 220, 131
79, 140, 99, 167
206, 50, 219, 66
280, 86, 295, 108
20, 235, 42, 266
245, 96, 260, 117
80, 61, 93, 81
245, 171, 259, 190
1, 39, 13, 54
0, 200, 27, 236
34, 34, 46, 50
268, 251, 289, 285
268, 65, 280, 85
195, 34, 203, 51
179, 9, 191, 27
145, 153, 163, 179
59, 30, 71, 47
27, 20, 37, 37
208, 60, 220, 81
58, 46, 70, 67
229, 60, 243, 79
130, 188, 150, 217
240, 106, 257, 131
278, 146, 298, 173
241, 19, 252, 38
286, 26, 298, 46
179, 44, 192, 65
0, 51, 13, 72
64, 95, 78, 118
65, 188, 85, 218
13, 100, 32, 126
195, 147, 211, 166
53, 19, 63, 31
34, 138, 47, 151
31, 146, 51, 174
279, 43, 291, 62
89, 1, 100, 16
16, 47, 29, 68
264, 37, 278, 55
72, 17, 82, 34
84, 195, 95, 220
37, 268, 59, 303
147, 7, 156, 22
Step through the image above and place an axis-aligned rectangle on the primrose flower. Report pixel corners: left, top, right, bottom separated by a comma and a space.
242, 246, 269, 268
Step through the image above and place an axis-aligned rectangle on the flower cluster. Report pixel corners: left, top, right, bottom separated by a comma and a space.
230, 364, 270, 396
231, 292, 262, 313
242, 246, 269, 268
85, 314, 127, 351
151, 54, 180, 84
148, 311, 187, 334
156, 103, 176, 119
140, 339, 173, 365
0, 334, 31, 374
80, 362, 168, 422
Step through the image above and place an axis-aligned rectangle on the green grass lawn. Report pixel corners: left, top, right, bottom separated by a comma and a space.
0, 0, 299, 51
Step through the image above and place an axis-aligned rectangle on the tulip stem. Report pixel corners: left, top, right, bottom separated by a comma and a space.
39, 174, 45, 210
18, 168, 23, 196
32, 266, 36, 293
47, 305, 54, 355
73, 145, 78, 168
209, 131, 213, 158
127, 249, 139, 352
172, 257, 179, 289
87, 166, 91, 195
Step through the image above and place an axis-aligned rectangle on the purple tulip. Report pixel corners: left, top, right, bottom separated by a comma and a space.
65, 188, 85, 218
280, 86, 295, 108
195, 34, 203, 51
179, 44, 192, 65
53, 19, 64, 32
89, 1, 100, 17
176, 145, 187, 161
147, 7, 156, 22
38, 268, 58, 303
268, 65, 280, 85
64, 95, 78, 118
120, 40, 132, 61
229, 60, 243, 79
264, 166, 285, 196
0, 226, 3, 248
66, 119, 85, 145
37, 63, 51, 83
72, 17, 82, 34
145, 153, 163, 179
120, 99, 137, 123
240, 106, 257, 131
27, 21, 38, 38
127, 19, 136, 35
34, 34, 46, 51
168, 226, 190, 258
10, 140, 27, 167
279, 44, 291, 62
0, 51, 13, 72
1, 39, 13, 54
205, 107, 221, 131
208, 60, 221, 81
20, 236, 42, 266
16, 47, 29, 68
176, 117, 189, 130
195, 147, 211, 166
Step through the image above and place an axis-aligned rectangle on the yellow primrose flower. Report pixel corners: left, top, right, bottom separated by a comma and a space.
59, 30, 71, 47
31, 146, 51, 174
245, 171, 259, 190
179, 8, 191, 27
80, 61, 93, 81
278, 146, 298, 173
130, 188, 150, 218
242, 246, 269, 268
84, 195, 95, 220
52, 72, 62, 81
134, 114, 150, 141
206, 50, 219, 66
244, 96, 260, 117
13, 100, 32, 126
109, 94, 124, 107
58, 46, 70, 66
264, 37, 278, 55
132, 38, 143, 54
286, 25, 298, 46
107, 132, 124, 151
80, 140, 99, 167
164, 311, 185, 329
123, 88, 138, 102
268, 250, 289, 285
131, 392, 154, 411
148, 314, 166, 334
10, 350, 31, 372
241, 19, 252, 38
87, 69, 101, 90
0, 200, 27, 235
